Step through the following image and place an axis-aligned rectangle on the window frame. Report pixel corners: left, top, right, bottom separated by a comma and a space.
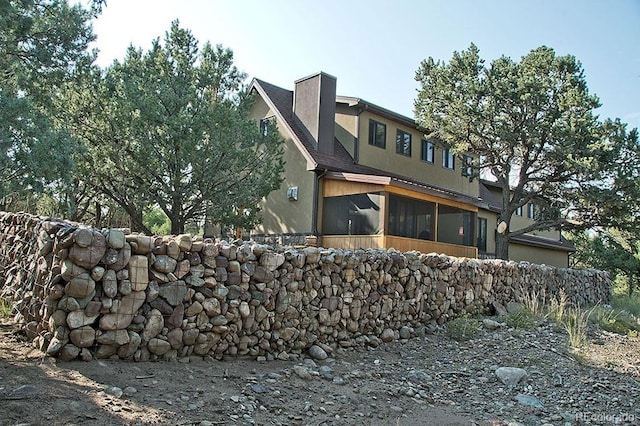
395, 129, 412, 157
260, 116, 276, 137
461, 155, 473, 177
442, 148, 455, 170
477, 217, 487, 253
527, 203, 535, 219
421, 139, 435, 163
368, 119, 386, 148
515, 206, 523, 216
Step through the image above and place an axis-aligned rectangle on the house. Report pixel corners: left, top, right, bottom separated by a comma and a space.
247, 72, 574, 267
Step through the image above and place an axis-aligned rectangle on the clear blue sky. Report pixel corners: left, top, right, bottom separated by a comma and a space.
91, 0, 640, 130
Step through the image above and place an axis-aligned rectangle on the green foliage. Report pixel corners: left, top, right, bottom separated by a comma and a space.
414, 44, 639, 259
503, 308, 538, 330
562, 307, 592, 349
0, 0, 96, 205
144, 206, 171, 236
569, 229, 640, 295
445, 315, 481, 341
0, 297, 12, 318
590, 306, 640, 336
63, 21, 285, 235
611, 294, 640, 317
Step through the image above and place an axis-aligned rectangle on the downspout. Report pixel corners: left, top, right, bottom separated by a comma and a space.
312, 168, 329, 245
354, 106, 363, 164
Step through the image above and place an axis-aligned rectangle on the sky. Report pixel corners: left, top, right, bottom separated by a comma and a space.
90, 0, 640, 130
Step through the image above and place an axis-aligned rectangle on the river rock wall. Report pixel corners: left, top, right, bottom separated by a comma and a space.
0, 211, 610, 362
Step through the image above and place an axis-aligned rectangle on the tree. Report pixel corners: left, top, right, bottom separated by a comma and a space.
571, 230, 640, 295
0, 0, 97, 209
414, 44, 638, 259
65, 21, 285, 234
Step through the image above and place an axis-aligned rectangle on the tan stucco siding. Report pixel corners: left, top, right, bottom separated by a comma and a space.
356, 111, 479, 197
478, 210, 497, 254
250, 95, 316, 235
256, 136, 316, 234
510, 211, 560, 240
510, 243, 570, 268
335, 106, 357, 157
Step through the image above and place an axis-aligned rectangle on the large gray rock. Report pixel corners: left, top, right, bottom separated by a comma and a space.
99, 291, 146, 330
64, 273, 95, 299
97, 330, 131, 346
158, 281, 187, 306
69, 326, 95, 348
66, 310, 99, 329
129, 255, 149, 291
142, 309, 164, 341
495, 367, 528, 386
154, 255, 177, 274
68, 229, 107, 269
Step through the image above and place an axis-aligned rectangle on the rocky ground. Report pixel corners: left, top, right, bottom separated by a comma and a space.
1, 315, 639, 426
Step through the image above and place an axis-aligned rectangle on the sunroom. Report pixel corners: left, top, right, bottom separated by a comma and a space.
319, 172, 479, 258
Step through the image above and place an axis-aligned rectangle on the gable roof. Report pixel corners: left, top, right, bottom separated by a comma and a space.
250, 77, 484, 208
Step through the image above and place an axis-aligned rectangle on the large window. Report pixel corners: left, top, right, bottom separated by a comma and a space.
443, 148, 455, 169
437, 205, 476, 246
388, 195, 435, 240
421, 139, 434, 163
322, 193, 382, 235
477, 217, 487, 253
396, 130, 412, 156
368, 119, 386, 148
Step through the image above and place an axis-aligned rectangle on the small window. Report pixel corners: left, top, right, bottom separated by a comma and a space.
368, 119, 386, 148
515, 206, 523, 216
260, 116, 276, 137
421, 139, 434, 163
443, 148, 455, 170
396, 130, 411, 156
462, 155, 473, 177
527, 203, 535, 219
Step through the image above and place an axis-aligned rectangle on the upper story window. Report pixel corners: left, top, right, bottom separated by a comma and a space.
421, 139, 435, 163
368, 119, 386, 148
442, 148, 455, 170
260, 116, 276, 137
515, 206, 523, 216
527, 203, 535, 219
462, 155, 473, 177
396, 130, 412, 156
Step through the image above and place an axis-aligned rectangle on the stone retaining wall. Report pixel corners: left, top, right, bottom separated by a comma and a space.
0, 211, 610, 362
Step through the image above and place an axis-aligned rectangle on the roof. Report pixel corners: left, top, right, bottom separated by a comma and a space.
479, 180, 503, 213
250, 77, 483, 208
512, 233, 576, 252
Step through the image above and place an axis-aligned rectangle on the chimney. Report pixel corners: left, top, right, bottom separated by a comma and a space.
293, 72, 336, 156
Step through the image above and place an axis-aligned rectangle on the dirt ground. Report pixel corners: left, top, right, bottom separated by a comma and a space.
1, 316, 639, 426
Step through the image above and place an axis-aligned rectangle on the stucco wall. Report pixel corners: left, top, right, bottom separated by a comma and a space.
353, 111, 479, 198
1, 212, 608, 362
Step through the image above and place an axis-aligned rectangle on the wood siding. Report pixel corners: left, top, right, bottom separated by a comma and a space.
321, 235, 477, 258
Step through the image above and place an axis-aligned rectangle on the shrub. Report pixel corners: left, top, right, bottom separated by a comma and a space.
446, 315, 481, 341
563, 306, 592, 349
503, 308, 538, 330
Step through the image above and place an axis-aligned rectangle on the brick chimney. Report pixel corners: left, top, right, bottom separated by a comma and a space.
293, 72, 336, 156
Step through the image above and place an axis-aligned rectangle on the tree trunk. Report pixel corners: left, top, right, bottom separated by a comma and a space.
629, 274, 634, 296
495, 232, 510, 260
170, 217, 184, 235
